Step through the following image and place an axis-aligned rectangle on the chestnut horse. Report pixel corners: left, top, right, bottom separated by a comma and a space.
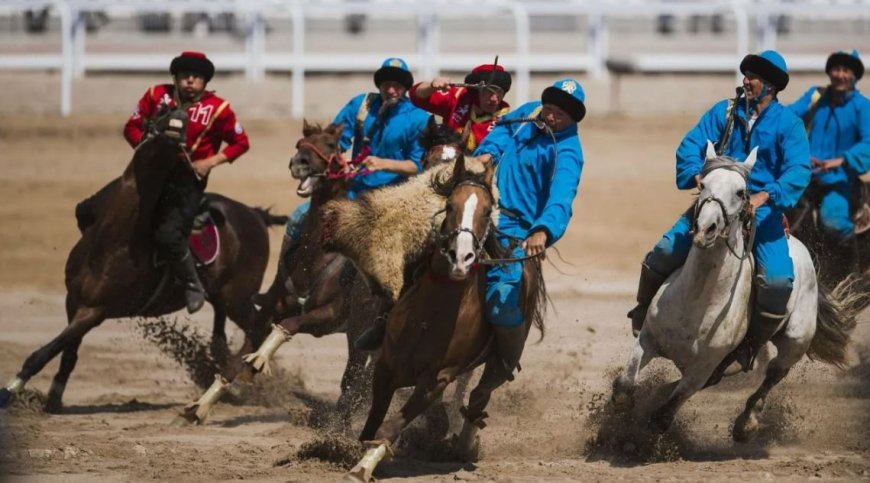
346, 155, 547, 482
0, 108, 280, 412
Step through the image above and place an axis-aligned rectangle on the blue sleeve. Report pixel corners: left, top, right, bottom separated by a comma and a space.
675, 100, 728, 190
473, 103, 532, 164
531, 139, 584, 246
332, 94, 365, 152
842, 97, 870, 177
764, 116, 811, 211
787, 87, 816, 120
404, 112, 427, 172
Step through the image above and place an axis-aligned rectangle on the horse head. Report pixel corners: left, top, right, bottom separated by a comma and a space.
693, 140, 757, 248
420, 115, 464, 170
290, 120, 344, 197
433, 155, 496, 280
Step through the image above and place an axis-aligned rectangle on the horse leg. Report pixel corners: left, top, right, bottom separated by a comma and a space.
0, 306, 104, 408
732, 332, 807, 442
45, 337, 83, 413
349, 372, 449, 483
210, 304, 230, 369
649, 363, 716, 433
612, 330, 657, 411
452, 358, 511, 462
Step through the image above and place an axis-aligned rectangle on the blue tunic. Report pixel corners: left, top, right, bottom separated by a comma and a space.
473, 101, 584, 326
332, 94, 429, 198
649, 97, 811, 314
788, 87, 870, 239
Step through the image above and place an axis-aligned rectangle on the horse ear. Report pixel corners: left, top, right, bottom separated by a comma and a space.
427, 115, 437, 132
744, 146, 758, 170
326, 122, 343, 138
705, 140, 718, 161
452, 153, 466, 180
302, 119, 317, 138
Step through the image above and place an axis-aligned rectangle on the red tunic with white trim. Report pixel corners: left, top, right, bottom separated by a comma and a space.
123, 84, 249, 162
409, 84, 510, 152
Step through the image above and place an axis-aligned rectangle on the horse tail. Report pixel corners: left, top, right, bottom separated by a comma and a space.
809, 274, 868, 367
252, 206, 289, 227
525, 257, 548, 342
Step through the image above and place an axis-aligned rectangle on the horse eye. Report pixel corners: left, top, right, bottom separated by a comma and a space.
699, 182, 706, 191
327, 142, 336, 149
736, 189, 746, 198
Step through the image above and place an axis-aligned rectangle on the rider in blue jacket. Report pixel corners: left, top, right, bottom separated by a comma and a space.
628, 50, 811, 382
283, 58, 429, 259
354, 79, 586, 374
472, 78, 585, 379
788, 50, 870, 247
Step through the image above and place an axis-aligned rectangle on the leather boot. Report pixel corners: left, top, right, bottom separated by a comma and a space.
626, 262, 668, 337
171, 251, 206, 314
354, 315, 387, 351
494, 324, 527, 381
706, 307, 785, 387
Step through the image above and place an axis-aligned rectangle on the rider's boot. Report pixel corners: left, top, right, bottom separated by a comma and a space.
171, 250, 206, 314
494, 324, 527, 381
706, 306, 786, 387
626, 262, 668, 337
354, 315, 388, 351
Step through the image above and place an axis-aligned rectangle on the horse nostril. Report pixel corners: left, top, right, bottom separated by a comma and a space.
463, 253, 474, 263
448, 249, 457, 262
705, 223, 717, 236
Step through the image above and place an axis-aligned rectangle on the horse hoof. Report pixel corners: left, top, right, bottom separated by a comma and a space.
170, 413, 198, 427
44, 400, 64, 414
732, 413, 758, 443
458, 435, 480, 462
649, 414, 672, 434
0, 388, 13, 409
611, 391, 634, 412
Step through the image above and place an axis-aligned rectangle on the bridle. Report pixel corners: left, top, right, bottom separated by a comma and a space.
294, 139, 348, 180
435, 180, 493, 263
433, 179, 545, 266
691, 164, 755, 260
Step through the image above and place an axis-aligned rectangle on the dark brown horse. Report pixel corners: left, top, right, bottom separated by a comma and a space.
788, 181, 870, 291
419, 115, 464, 170
176, 121, 387, 428
345, 155, 547, 482
0, 109, 279, 412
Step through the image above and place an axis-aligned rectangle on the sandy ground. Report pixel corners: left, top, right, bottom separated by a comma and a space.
0, 73, 868, 482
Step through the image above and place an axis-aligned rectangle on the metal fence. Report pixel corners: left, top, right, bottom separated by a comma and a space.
1, 0, 869, 117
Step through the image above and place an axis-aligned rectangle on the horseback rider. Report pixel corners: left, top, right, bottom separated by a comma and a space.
281, 57, 429, 261
787, 50, 870, 247
355, 79, 586, 380
75, 51, 250, 314
409, 62, 512, 152
627, 50, 811, 381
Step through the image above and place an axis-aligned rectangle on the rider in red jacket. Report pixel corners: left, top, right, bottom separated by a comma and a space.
77, 51, 250, 313
409, 63, 511, 152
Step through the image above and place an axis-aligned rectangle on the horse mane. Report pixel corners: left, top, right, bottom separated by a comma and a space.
419, 121, 463, 153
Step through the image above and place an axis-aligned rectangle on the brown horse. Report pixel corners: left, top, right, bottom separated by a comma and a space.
0, 109, 279, 412
176, 121, 387, 428
345, 155, 547, 482
419, 115, 464, 170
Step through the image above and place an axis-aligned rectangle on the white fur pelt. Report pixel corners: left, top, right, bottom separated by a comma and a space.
322, 158, 497, 302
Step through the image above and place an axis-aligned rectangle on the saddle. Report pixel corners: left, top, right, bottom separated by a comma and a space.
188, 206, 220, 266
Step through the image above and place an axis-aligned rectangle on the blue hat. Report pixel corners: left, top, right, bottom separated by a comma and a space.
541, 78, 586, 122
826, 49, 863, 80
740, 50, 789, 91
374, 57, 413, 89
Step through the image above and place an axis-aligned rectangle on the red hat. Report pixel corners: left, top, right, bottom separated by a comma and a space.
170, 51, 215, 82
465, 64, 511, 93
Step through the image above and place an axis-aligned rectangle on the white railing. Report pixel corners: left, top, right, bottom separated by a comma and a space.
1, 0, 869, 117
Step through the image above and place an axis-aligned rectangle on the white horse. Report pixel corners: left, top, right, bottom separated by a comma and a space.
613, 142, 861, 441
